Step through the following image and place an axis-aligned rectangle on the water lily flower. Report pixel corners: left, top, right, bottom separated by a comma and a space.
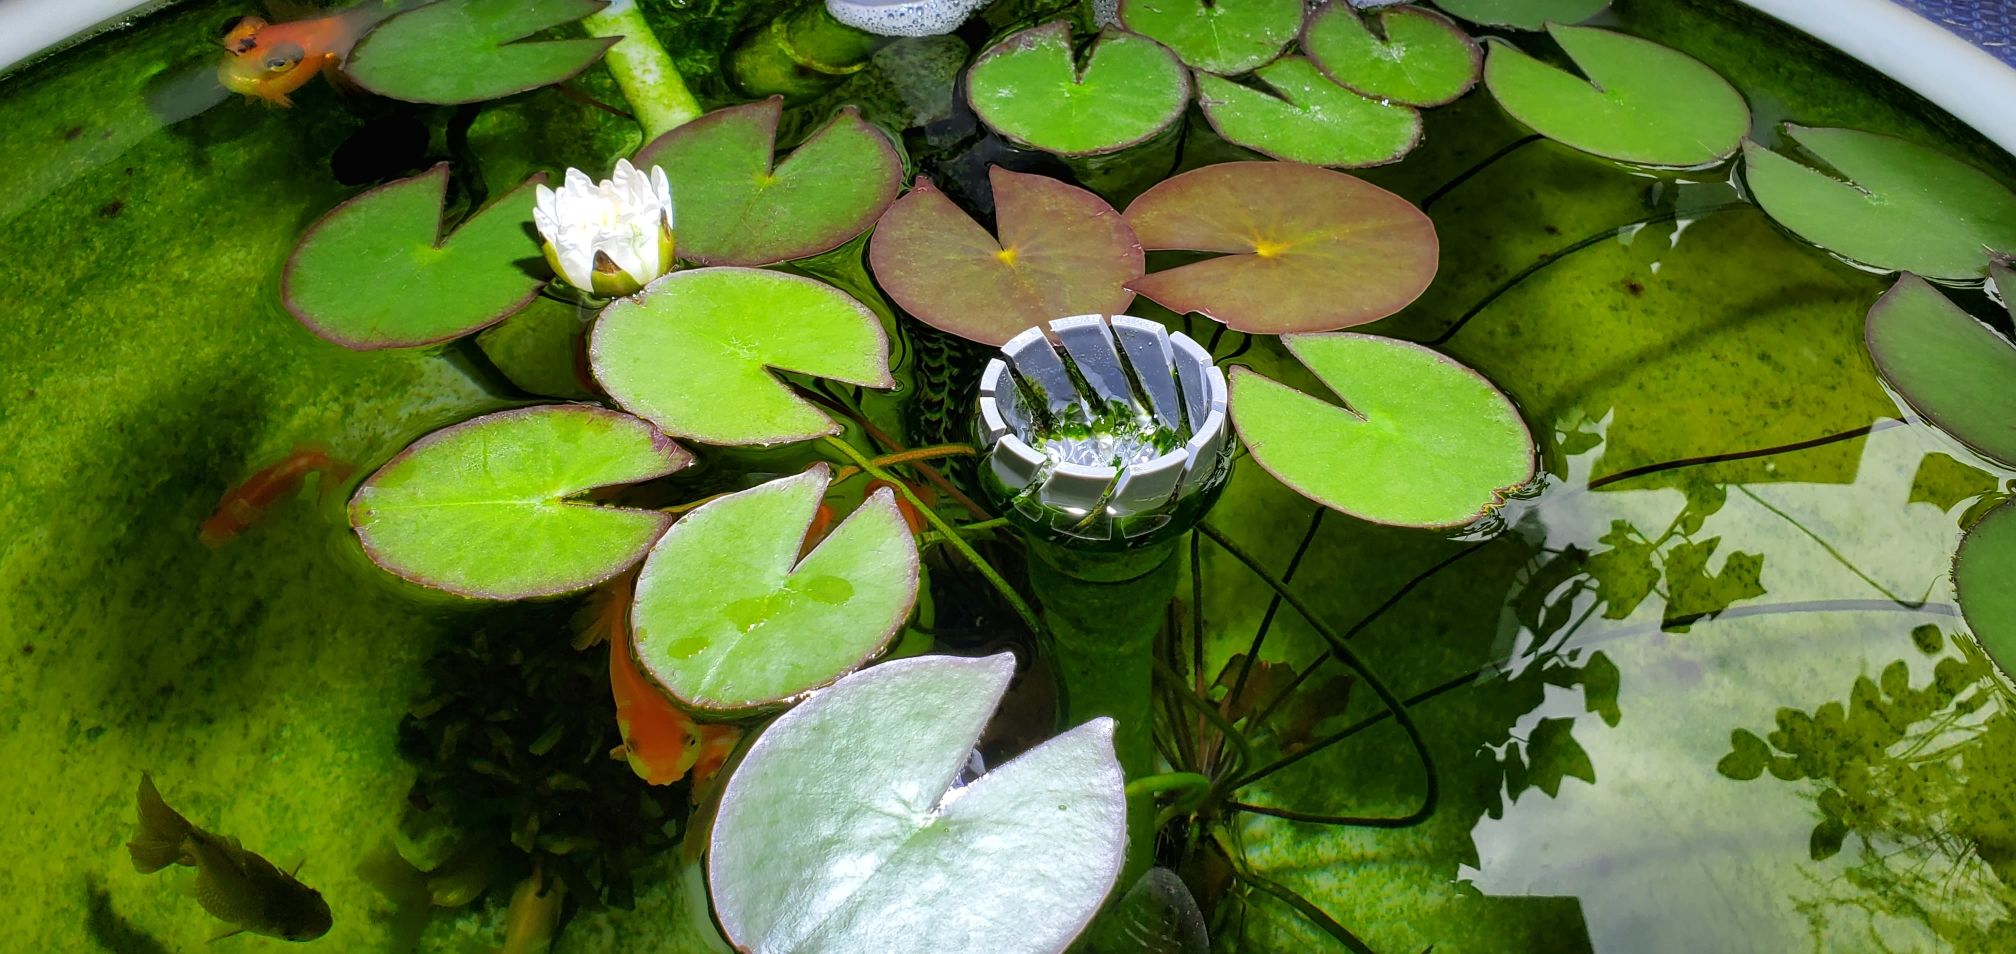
533, 158, 675, 298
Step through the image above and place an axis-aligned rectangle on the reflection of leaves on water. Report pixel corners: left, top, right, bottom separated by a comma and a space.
1478, 653, 1616, 820
1716, 626, 2016, 949
1660, 537, 1766, 629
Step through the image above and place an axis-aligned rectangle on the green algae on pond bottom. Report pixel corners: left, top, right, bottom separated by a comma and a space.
3, 0, 2016, 951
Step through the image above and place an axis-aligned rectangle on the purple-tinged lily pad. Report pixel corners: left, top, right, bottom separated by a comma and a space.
631, 466, 919, 714
1484, 25, 1749, 169
1303, 3, 1481, 107
591, 267, 895, 446
1229, 333, 1535, 527
709, 653, 1125, 954
349, 405, 690, 600
345, 0, 618, 105
868, 169, 1143, 346
1122, 161, 1437, 334
283, 165, 545, 350
1195, 57, 1423, 168
1955, 498, 2016, 680
1864, 274, 2016, 468
1744, 126, 2016, 281
1434, 0, 1608, 30
967, 22, 1190, 158
635, 98, 903, 267
1118, 0, 1302, 76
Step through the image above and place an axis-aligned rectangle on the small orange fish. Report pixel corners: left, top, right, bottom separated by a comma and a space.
200, 446, 353, 547
865, 478, 934, 536
604, 574, 741, 788
217, 4, 398, 106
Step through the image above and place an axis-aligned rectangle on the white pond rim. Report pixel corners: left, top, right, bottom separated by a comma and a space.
0, 0, 2011, 158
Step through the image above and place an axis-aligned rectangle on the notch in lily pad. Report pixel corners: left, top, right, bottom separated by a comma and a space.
1434, 0, 1610, 30
1956, 498, 2016, 681
1302, 3, 1480, 107
630, 466, 919, 714
1485, 25, 1748, 169
1744, 126, 2016, 281
1196, 57, 1423, 168
350, 405, 691, 600
634, 98, 903, 267
1864, 274, 2016, 469
1123, 161, 1438, 334
709, 653, 1126, 954
1118, 0, 1301, 76
1230, 333, 1535, 527
967, 22, 1190, 157
868, 168, 1143, 346
284, 165, 546, 350
345, 0, 618, 105
590, 267, 895, 446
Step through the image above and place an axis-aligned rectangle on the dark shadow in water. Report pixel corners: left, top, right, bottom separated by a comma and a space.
84, 877, 173, 954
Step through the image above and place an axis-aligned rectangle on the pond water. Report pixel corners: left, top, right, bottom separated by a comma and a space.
2, 0, 2013, 951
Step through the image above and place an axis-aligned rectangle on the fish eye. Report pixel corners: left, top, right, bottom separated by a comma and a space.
264, 43, 304, 73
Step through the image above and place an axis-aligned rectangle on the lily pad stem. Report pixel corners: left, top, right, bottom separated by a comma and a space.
582, 0, 702, 140
822, 435, 1049, 646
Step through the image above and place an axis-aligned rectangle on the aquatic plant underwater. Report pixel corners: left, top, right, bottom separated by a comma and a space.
11, 0, 2016, 949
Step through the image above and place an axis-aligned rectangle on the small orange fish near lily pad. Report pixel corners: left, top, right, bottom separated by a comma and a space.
200, 446, 353, 547
217, 3, 405, 106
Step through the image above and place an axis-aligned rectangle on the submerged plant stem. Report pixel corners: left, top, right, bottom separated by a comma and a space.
582, 0, 703, 141
1199, 523, 1438, 828
821, 436, 1048, 645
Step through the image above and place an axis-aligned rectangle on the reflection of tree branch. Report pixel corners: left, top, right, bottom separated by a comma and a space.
1733, 485, 1916, 606
1586, 420, 1908, 490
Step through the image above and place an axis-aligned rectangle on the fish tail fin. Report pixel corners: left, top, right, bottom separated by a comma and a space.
128, 772, 194, 874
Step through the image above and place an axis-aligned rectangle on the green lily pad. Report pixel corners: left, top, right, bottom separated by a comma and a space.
1302, 3, 1481, 107
1864, 274, 2016, 468
867, 168, 1143, 346
283, 165, 545, 350
1484, 25, 1748, 169
349, 405, 690, 600
1196, 57, 1423, 168
1117, 0, 1302, 76
629, 466, 918, 713
1955, 498, 2016, 679
344, 0, 618, 105
1123, 161, 1438, 333
635, 98, 903, 267
589, 267, 894, 446
967, 22, 1190, 157
709, 653, 1126, 953
1743, 126, 2016, 280
1433, 0, 1609, 30
1229, 333, 1535, 527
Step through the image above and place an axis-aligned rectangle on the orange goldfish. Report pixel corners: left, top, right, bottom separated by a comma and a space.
603, 574, 741, 788
217, 4, 401, 106
865, 478, 934, 535
200, 446, 353, 546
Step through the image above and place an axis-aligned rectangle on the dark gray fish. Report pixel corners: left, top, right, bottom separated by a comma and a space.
127, 773, 332, 942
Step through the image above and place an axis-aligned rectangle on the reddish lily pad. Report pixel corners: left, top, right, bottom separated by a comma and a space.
867, 169, 1143, 346
967, 22, 1190, 157
1229, 333, 1535, 527
284, 165, 545, 350
634, 98, 903, 267
590, 267, 895, 446
1196, 57, 1423, 168
1118, 0, 1302, 76
1864, 274, 2016, 468
1303, 3, 1481, 107
349, 405, 691, 600
345, 0, 618, 105
1122, 161, 1438, 334
1435, 0, 1609, 30
1484, 25, 1749, 169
